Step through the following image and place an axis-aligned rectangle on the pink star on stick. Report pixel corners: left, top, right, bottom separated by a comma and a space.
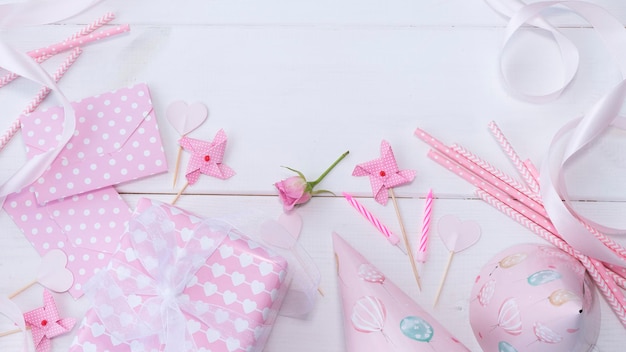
23, 290, 76, 352
172, 129, 235, 204
352, 140, 416, 205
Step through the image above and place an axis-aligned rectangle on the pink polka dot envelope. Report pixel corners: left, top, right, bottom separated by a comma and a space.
3, 83, 167, 298
69, 198, 290, 352
21, 83, 167, 205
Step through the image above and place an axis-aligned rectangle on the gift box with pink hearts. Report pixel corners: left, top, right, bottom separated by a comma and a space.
69, 198, 289, 352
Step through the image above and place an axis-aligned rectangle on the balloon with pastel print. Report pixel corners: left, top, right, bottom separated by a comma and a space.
499, 253, 527, 269
351, 296, 387, 334
399, 316, 434, 343
549, 289, 580, 306
498, 341, 519, 352
527, 269, 562, 286
498, 298, 522, 336
533, 322, 563, 344
478, 279, 496, 307
358, 263, 385, 284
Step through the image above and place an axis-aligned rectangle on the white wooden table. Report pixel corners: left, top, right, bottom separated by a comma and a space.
1, 0, 626, 350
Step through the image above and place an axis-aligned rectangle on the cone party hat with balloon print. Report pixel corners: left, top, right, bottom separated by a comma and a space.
332, 232, 470, 351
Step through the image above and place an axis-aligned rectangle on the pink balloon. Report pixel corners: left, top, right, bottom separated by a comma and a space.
534, 322, 563, 344
498, 298, 522, 336
351, 296, 387, 333
478, 279, 496, 307
358, 264, 385, 284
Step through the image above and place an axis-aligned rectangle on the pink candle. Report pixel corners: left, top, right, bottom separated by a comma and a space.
342, 192, 404, 252
416, 189, 433, 263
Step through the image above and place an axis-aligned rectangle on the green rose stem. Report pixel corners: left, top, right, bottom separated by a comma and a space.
308, 150, 350, 189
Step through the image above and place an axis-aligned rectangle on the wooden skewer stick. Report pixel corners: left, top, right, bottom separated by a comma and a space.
433, 250, 454, 307
389, 188, 422, 291
171, 181, 189, 205
0, 326, 29, 338
172, 146, 184, 188
8, 280, 37, 300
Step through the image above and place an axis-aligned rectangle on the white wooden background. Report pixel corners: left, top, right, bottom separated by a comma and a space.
1, 0, 626, 350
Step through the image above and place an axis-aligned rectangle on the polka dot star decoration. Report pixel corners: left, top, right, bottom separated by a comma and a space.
171, 129, 235, 205
352, 140, 421, 291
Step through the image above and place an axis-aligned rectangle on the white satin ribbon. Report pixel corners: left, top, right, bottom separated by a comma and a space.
0, 296, 27, 352
488, 0, 626, 265
0, 0, 104, 206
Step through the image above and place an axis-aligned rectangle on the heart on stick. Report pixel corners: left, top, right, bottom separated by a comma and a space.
438, 214, 481, 253
37, 249, 74, 293
166, 101, 208, 136
433, 214, 481, 307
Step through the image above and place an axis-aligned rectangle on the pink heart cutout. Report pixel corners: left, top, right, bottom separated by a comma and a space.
166, 101, 208, 136
37, 249, 74, 293
437, 214, 481, 253
277, 212, 302, 241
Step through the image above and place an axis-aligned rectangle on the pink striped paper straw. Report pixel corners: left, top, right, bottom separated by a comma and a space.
0, 14, 119, 89
488, 121, 540, 194
476, 189, 626, 328
0, 48, 82, 151
342, 192, 406, 254
416, 189, 433, 263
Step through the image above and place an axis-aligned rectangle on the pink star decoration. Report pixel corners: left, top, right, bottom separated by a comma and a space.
179, 129, 235, 185
352, 140, 416, 205
23, 290, 76, 352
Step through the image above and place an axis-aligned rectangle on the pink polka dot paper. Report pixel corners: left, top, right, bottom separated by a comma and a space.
20, 83, 167, 205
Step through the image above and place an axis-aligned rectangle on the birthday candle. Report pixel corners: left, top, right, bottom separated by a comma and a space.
416, 189, 433, 263
342, 192, 406, 254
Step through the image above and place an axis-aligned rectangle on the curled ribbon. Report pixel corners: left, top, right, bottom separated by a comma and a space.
84, 205, 263, 351
490, 0, 626, 265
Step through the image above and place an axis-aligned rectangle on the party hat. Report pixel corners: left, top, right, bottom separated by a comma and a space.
332, 232, 470, 351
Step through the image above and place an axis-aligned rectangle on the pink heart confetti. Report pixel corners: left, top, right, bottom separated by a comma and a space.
438, 214, 481, 253
166, 101, 208, 136
37, 249, 74, 293
259, 212, 302, 249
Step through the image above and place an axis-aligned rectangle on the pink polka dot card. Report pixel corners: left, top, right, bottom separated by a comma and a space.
69, 198, 290, 352
20, 83, 168, 205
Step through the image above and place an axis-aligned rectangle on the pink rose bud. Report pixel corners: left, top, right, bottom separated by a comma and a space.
274, 151, 349, 212
274, 176, 313, 212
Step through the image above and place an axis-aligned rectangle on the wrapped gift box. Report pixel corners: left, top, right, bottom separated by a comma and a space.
70, 198, 289, 352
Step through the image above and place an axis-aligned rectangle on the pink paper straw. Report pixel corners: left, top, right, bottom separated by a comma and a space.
28, 24, 130, 60
0, 48, 82, 151
342, 192, 401, 247
452, 143, 542, 203
416, 189, 433, 263
488, 121, 540, 194
476, 189, 626, 328
415, 128, 548, 218
65, 12, 116, 41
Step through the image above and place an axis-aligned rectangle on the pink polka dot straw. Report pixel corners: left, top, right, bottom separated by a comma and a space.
352, 140, 421, 291
172, 129, 235, 205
